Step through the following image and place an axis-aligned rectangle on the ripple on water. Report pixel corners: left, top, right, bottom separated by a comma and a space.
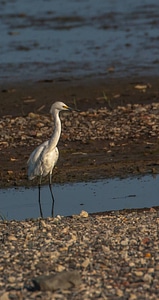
0, 0, 159, 81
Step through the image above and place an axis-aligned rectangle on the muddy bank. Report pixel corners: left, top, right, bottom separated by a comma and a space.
0, 76, 159, 188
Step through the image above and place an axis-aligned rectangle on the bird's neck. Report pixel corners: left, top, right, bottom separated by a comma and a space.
49, 110, 61, 150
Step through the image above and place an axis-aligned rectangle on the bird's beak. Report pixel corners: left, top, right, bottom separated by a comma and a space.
64, 105, 80, 112
63, 105, 72, 111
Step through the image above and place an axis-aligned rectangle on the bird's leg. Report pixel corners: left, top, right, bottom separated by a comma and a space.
49, 173, 55, 218
38, 177, 43, 218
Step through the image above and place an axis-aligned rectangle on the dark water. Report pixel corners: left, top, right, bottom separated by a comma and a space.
0, 175, 159, 220
0, 0, 159, 82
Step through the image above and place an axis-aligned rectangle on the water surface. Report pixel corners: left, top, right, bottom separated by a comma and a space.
0, 175, 159, 220
0, 0, 159, 82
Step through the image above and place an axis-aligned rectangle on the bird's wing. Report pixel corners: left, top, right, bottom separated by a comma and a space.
27, 141, 48, 165
27, 141, 49, 179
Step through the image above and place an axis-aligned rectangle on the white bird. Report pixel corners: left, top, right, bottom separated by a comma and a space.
27, 101, 73, 218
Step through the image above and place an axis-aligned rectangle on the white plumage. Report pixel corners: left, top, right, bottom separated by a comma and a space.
28, 141, 59, 180
27, 101, 72, 218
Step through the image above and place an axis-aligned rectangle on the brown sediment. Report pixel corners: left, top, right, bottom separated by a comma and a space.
0, 76, 159, 187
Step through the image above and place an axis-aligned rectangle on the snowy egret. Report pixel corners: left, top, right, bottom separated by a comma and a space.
27, 101, 73, 218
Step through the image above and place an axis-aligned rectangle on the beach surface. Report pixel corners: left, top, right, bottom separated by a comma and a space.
0, 76, 159, 299
0, 209, 159, 300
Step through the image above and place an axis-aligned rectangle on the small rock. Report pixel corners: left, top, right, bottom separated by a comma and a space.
0, 292, 10, 300
143, 273, 153, 283
80, 210, 89, 218
134, 84, 147, 90
55, 265, 65, 272
7, 170, 13, 175
28, 112, 39, 119
8, 276, 16, 283
102, 245, 110, 253
121, 238, 129, 246
145, 252, 151, 258
129, 294, 137, 300
134, 271, 143, 277
81, 258, 90, 268
49, 251, 60, 261
55, 215, 62, 220
116, 289, 123, 297
32, 270, 81, 292
8, 235, 17, 241
149, 207, 157, 212
129, 262, 135, 267
148, 268, 154, 274
142, 237, 150, 245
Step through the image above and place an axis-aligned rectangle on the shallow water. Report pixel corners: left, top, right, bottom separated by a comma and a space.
0, 0, 159, 82
0, 174, 159, 220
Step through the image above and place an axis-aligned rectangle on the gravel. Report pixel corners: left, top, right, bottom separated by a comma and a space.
0, 209, 159, 299
1, 102, 159, 150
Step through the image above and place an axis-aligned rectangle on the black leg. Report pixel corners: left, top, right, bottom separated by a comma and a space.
49, 173, 55, 218
38, 177, 43, 218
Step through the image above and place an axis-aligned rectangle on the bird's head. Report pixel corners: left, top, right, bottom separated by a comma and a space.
50, 101, 79, 115
50, 101, 72, 115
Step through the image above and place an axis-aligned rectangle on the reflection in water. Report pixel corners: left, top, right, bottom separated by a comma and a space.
0, 175, 159, 220
0, 0, 159, 81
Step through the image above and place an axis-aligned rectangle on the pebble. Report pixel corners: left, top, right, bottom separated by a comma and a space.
7, 235, 17, 241
81, 258, 90, 268
0, 211, 159, 299
129, 294, 137, 300
8, 276, 16, 283
134, 271, 143, 277
55, 265, 65, 272
79, 210, 89, 218
1, 102, 159, 149
116, 289, 124, 297
0, 292, 10, 300
121, 238, 129, 246
143, 273, 153, 283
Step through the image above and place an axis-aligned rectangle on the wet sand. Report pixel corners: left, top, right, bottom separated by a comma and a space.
0, 75, 159, 187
